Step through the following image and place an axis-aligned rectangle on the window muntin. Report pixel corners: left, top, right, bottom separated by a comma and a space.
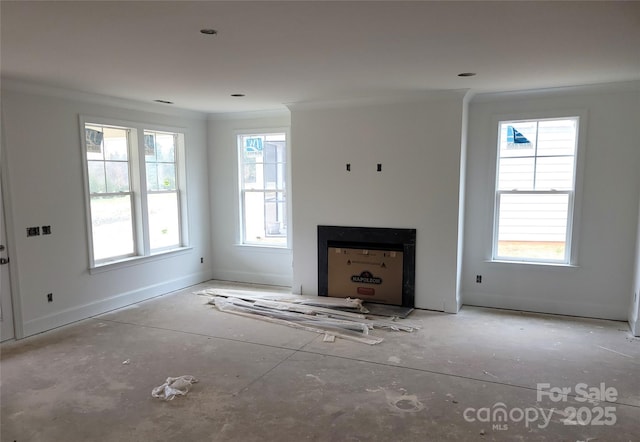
82, 120, 187, 266
493, 117, 579, 263
238, 133, 287, 247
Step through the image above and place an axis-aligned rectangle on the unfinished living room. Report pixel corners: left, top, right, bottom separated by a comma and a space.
1, 2, 639, 441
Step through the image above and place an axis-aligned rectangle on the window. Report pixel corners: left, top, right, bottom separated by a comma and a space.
144, 130, 180, 251
238, 132, 288, 247
493, 117, 579, 264
82, 118, 187, 266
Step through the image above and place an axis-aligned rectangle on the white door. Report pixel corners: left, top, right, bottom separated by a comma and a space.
0, 167, 15, 341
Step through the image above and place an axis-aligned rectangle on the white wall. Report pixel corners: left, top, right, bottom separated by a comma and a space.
462, 83, 640, 321
1, 83, 212, 337
455, 93, 471, 312
208, 112, 293, 287
5, 78, 637, 339
289, 93, 468, 311
630, 195, 640, 335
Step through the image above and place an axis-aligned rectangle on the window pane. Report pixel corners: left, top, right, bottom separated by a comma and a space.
88, 161, 106, 193
145, 131, 177, 192
244, 191, 265, 242
243, 191, 286, 246
278, 163, 286, 188
146, 163, 159, 191
148, 192, 180, 250
496, 193, 569, 261
156, 134, 176, 162
265, 191, 287, 237
157, 163, 176, 190
244, 163, 263, 190
105, 161, 130, 193
264, 143, 277, 163
265, 133, 285, 142
264, 163, 278, 189
536, 119, 577, 157
535, 156, 575, 190
90, 194, 134, 260
498, 157, 534, 190
144, 133, 157, 160
104, 135, 128, 160
499, 121, 537, 158
85, 125, 104, 160
241, 135, 265, 160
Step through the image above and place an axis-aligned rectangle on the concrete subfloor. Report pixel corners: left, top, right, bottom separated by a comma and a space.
2, 280, 639, 441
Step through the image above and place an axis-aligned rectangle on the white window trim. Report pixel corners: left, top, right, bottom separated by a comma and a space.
79, 115, 190, 269
235, 127, 291, 249
489, 110, 588, 266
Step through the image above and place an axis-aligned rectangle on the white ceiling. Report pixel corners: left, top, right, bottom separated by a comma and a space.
2, 1, 639, 114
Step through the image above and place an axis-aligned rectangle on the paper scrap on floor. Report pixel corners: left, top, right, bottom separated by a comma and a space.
152, 375, 198, 401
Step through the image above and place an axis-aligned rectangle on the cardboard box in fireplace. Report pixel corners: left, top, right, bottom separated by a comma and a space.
327, 247, 403, 305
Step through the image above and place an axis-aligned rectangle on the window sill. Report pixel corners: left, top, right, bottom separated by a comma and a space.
90, 247, 193, 274
486, 259, 579, 269
234, 243, 291, 254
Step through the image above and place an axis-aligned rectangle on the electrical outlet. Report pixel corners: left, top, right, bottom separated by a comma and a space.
377, 163, 382, 172
27, 226, 40, 237
47, 293, 53, 303
200, 257, 204, 264
476, 275, 482, 283
42, 225, 52, 235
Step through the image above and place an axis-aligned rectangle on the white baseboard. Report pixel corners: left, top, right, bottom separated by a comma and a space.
22, 271, 211, 338
462, 290, 627, 321
212, 269, 292, 288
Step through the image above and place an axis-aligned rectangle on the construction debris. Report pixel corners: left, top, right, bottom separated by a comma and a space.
197, 288, 421, 345
152, 375, 198, 401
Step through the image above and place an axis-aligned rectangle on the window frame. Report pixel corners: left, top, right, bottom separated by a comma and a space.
490, 111, 587, 266
80, 115, 190, 270
236, 128, 291, 249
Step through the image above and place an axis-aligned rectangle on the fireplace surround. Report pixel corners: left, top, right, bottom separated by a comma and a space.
318, 225, 416, 308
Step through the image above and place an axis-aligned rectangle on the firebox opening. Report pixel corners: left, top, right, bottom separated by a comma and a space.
318, 226, 416, 308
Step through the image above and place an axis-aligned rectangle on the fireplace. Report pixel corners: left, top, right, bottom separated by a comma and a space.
318, 225, 416, 307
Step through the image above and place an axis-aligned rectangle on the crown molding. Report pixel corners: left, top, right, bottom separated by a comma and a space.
471, 80, 640, 104
207, 108, 290, 121
0, 77, 208, 120
286, 89, 471, 112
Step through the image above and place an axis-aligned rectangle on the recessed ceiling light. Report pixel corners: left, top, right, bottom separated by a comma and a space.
457, 72, 477, 77
231, 94, 245, 97
154, 99, 174, 104
200, 29, 218, 35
